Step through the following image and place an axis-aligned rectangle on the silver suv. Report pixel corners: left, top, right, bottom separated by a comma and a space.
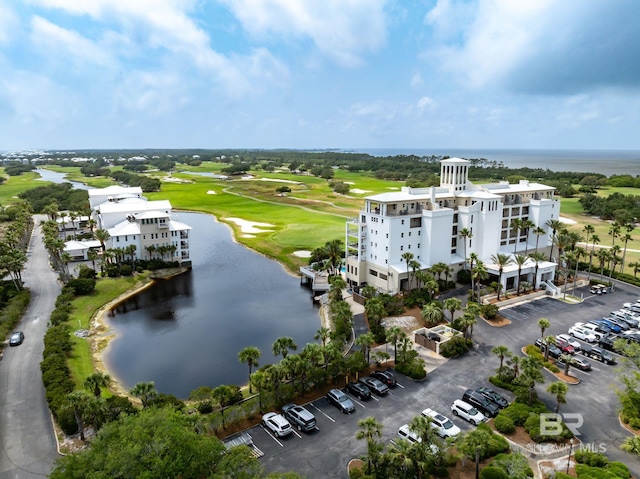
421, 408, 461, 438
282, 404, 317, 432
326, 389, 355, 413
262, 412, 292, 437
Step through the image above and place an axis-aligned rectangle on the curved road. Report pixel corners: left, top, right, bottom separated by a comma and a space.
0, 216, 60, 478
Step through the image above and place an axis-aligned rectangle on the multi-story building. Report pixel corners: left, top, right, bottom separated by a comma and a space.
78, 186, 192, 266
344, 158, 559, 294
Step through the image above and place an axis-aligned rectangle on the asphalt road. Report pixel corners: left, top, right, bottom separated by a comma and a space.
252, 282, 640, 478
0, 216, 60, 478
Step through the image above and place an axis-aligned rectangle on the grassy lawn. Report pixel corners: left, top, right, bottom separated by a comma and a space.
0, 170, 49, 204
66, 273, 151, 388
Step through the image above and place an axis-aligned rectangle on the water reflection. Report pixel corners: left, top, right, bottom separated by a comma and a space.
105, 212, 320, 399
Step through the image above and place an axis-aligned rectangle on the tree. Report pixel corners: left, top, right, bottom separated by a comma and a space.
314, 327, 331, 347
421, 301, 444, 327
471, 259, 488, 303
354, 332, 375, 364
490, 253, 513, 300
596, 247, 611, 282
491, 345, 511, 372
83, 372, 112, 398
513, 254, 528, 294
511, 218, 523, 254
402, 252, 415, 292
522, 219, 535, 256
94, 228, 110, 253
130, 381, 157, 408
272, 337, 297, 359
50, 407, 228, 479
459, 311, 477, 340
528, 252, 546, 290
386, 326, 404, 365
533, 226, 546, 254
588, 233, 600, 280
516, 356, 545, 405
65, 391, 93, 441
443, 297, 462, 324
238, 346, 261, 393
459, 228, 473, 270
356, 416, 384, 474
547, 381, 569, 414
538, 318, 550, 342
546, 219, 564, 261
608, 221, 621, 246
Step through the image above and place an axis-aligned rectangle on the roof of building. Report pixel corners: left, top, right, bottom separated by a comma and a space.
97, 199, 172, 215
136, 210, 170, 219
63, 240, 101, 252
88, 186, 143, 197
169, 220, 192, 231
109, 220, 141, 237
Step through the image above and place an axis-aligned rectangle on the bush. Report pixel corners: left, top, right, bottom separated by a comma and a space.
575, 464, 622, 479
120, 264, 133, 276
606, 462, 631, 478
481, 304, 499, 320
479, 467, 508, 479
494, 413, 515, 433
575, 450, 609, 467
395, 360, 427, 380
77, 265, 97, 279
440, 336, 473, 358
477, 423, 510, 457
490, 452, 533, 478
66, 278, 97, 295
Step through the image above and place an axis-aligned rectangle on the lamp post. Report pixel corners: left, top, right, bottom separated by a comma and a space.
475, 445, 480, 479
566, 437, 574, 474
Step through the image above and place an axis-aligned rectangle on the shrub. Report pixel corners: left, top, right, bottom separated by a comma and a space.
494, 413, 515, 433
479, 466, 508, 479
395, 360, 427, 380
606, 462, 631, 478
500, 403, 534, 426
77, 265, 97, 279
120, 264, 133, 276
491, 452, 533, 478
575, 464, 622, 479
481, 303, 499, 319
477, 423, 510, 457
440, 336, 473, 357
66, 278, 97, 295
575, 450, 609, 467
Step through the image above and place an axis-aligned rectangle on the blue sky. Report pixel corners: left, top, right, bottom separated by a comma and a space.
1, 0, 640, 150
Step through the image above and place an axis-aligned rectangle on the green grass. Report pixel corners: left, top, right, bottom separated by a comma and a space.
0, 170, 49, 205
66, 274, 150, 387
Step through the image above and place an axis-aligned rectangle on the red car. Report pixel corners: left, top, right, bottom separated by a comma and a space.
555, 338, 575, 355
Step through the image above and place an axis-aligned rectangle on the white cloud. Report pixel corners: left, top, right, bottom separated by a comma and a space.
0, 2, 19, 45
410, 73, 423, 89
219, 0, 388, 67
31, 16, 113, 67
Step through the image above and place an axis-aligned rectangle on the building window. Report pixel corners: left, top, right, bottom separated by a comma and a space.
401, 220, 405, 225
386, 246, 388, 251
408, 245, 411, 249
369, 269, 378, 277
417, 243, 420, 248
453, 213, 458, 223
400, 246, 403, 251
380, 273, 387, 280
386, 233, 389, 238
401, 233, 404, 238
418, 231, 421, 236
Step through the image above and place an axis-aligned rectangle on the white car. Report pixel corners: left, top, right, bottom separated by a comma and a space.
451, 399, 487, 425
556, 333, 582, 352
421, 408, 461, 438
569, 324, 598, 343
262, 412, 292, 438
397, 424, 439, 453
576, 322, 606, 340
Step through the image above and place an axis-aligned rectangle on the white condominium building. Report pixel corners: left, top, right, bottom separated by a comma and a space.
344, 158, 559, 294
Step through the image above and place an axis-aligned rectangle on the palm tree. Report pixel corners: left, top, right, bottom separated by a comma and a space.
83, 372, 112, 398
543, 335, 556, 362
587, 233, 600, 280
547, 381, 569, 414
471, 259, 488, 303
508, 354, 521, 378
516, 355, 545, 406
490, 253, 513, 301
572, 247, 586, 296
355, 332, 375, 364
402, 252, 415, 292
608, 221, 621, 246
272, 337, 297, 359
596, 248, 611, 282
145, 244, 157, 260
511, 218, 523, 254
528, 252, 546, 290
522, 219, 535, 255
538, 318, 550, 341
421, 302, 444, 327
385, 326, 404, 364
87, 249, 99, 271
546, 219, 564, 261
94, 228, 110, 253
533, 226, 546, 254
459, 228, 472, 269
491, 345, 511, 372
314, 327, 331, 347
66, 391, 92, 441
620, 224, 634, 273
356, 416, 384, 474
583, 224, 595, 253
443, 297, 462, 324
130, 381, 157, 408
238, 346, 261, 393
324, 239, 343, 276
409, 259, 421, 290
629, 261, 640, 278
459, 311, 477, 339
514, 254, 528, 294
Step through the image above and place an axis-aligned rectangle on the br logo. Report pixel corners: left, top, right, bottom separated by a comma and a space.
540, 413, 583, 436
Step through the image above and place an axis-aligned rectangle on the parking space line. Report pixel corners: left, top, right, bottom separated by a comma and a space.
291, 429, 302, 439
395, 383, 405, 389
347, 396, 366, 408
261, 425, 284, 447
309, 403, 336, 423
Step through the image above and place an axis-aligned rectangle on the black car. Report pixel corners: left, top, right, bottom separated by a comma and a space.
475, 387, 508, 409
9, 331, 24, 346
582, 344, 617, 365
462, 389, 499, 417
534, 338, 562, 359
359, 377, 389, 396
370, 369, 397, 387
326, 389, 355, 413
598, 335, 621, 352
345, 381, 372, 400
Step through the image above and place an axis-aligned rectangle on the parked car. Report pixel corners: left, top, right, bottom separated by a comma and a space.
554, 338, 576, 355
598, 335, 621, 352
590, 284, 605, 294
451, 399, 487, 425
9, 331, 24, 346
281, 404, 317, 432
587, 319, 617, 334
556, 355, 592, 372
612, 310, 639, 328
359, 377, 389, 396
421, 408, 461, 438
262, 412, 293, 437
581, 344, 617, 365
475, 387, 509, 409
370, 369, 397, 387
556, 334, 582, 352
595, 318, 622, 333
397, 425, 440, 453
326, 388, 355, 413
345, 381, 372, 400
535, 338, 562, 359
462, 389, 500, 418
568, 325, 598, 343
605, 316, 630, 331
576, 322, 606, 341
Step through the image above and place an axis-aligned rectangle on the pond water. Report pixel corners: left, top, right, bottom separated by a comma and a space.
34, 169, 320, 399
104, 211, 320, 399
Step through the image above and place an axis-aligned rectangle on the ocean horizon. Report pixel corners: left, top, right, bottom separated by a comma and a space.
342, 148, 640, 177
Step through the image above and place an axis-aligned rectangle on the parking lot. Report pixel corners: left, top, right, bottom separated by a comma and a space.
232, 283, 640, 478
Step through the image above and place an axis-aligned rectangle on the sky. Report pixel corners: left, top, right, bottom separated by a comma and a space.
1, 0, 640, 151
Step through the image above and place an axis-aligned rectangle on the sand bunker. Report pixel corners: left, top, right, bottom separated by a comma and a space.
293, 250, 312, 258
350, 188, 371, 194
227, 218, 274, 234
206, 190, 216, 195
559, 216, 577, 225
259, 178, 301, 184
